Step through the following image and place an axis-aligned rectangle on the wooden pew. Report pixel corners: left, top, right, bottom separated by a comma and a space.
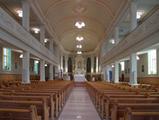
86, 81, 159, 120
0, 94, 52, 120
124, 107, 159, 120
0, 90, 57, 119
111, 103, 159, 120
0, 80, 73, 120
102, 94, 159, 119
0, 99, 49, 120
0, 105, 41, 120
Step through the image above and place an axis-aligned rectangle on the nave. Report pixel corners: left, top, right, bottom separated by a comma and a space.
1, 80, 159, 120
58, 87, 101, 120
0, 0, 159, 120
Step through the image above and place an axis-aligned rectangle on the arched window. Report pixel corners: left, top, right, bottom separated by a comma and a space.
68, 57, 72, 73
94, 57, 96, 73
63, 56, 65, 70
3, 48, 11, 71
86, 57, 91, 73
148, 49, 157, 75
34, 60, 39, 74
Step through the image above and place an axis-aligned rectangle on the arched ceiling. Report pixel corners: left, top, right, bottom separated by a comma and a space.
34, 0, 128, 53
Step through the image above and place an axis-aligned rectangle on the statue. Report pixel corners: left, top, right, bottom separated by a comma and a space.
78, 61, 81, 69
74, 55, 85, 74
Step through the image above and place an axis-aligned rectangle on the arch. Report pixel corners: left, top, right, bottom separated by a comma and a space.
68, 57, 72, 73
86, 57, 91, 73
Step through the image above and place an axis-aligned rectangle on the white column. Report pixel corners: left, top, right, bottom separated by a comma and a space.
98, 64, 101, 73
65, 56, 68, 73
114, 61, 119, 83
55, 66, 59, 78
130, 1, 137, 31
130, 53, 138, 85
53, 43, 57, 56
91, 56, 94, 73
40, 59, 45, 81
40, 26, 45, 45
22, 51, 30, 84
49, 40, 53, 52
49, 64, 53, 80
112, 65, 115, 82
96, 56, 99, 73
102, 67, 106, 81
22, 0, 30, 31
114, 27, 120, 44
103, 67, 109, 82
106, 65, 111, 82
61, 55, 63, 71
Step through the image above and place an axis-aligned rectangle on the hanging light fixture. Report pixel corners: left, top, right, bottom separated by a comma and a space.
19, 54, 23, 58
77, 51, 82, 54
136, 56, 140, 60
44, 38, 49, 43
15, 9, 23, 17
76, 45, 82, 49
31, 27, 40, 34
75, 21, 85, 29
76, 36, 84, 41
110, 39, 115, 44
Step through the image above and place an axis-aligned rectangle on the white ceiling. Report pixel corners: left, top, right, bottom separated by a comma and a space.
1, 0, 158, 54
32, 0, 128, 53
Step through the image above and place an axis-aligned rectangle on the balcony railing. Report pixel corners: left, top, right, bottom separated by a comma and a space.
0, 7, 58, 65
101, 7, 159, 65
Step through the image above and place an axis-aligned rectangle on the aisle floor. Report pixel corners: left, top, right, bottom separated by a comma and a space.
58, 87, 101, 120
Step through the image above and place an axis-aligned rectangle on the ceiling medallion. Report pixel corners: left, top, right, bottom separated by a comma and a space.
75, 5, 86, 14
73, 3, 86, 14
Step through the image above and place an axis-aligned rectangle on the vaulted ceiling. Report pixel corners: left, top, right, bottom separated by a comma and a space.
0, 0, 129, 54
33, 0, 128, 53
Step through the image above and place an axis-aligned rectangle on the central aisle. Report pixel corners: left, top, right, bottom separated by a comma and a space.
58, 87, 101, 120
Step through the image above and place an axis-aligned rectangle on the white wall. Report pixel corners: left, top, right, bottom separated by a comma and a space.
123, 48, 159, 78
0, 45, 38, 75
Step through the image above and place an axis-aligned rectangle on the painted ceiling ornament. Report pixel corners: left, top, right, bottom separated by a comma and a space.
75, 4, 86, 14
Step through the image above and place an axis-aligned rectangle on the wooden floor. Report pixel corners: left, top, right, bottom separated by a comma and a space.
58, 87, 101, 120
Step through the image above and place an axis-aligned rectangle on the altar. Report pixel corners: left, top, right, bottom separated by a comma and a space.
73, 55, 86, 82
74, 74, 86, 82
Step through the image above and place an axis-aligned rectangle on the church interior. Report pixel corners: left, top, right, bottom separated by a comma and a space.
0, 0, 159, 120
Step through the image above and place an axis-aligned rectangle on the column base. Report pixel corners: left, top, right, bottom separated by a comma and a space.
129, 83, 139, 88
21, 81, 31, 84
40, 80, 46, 82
